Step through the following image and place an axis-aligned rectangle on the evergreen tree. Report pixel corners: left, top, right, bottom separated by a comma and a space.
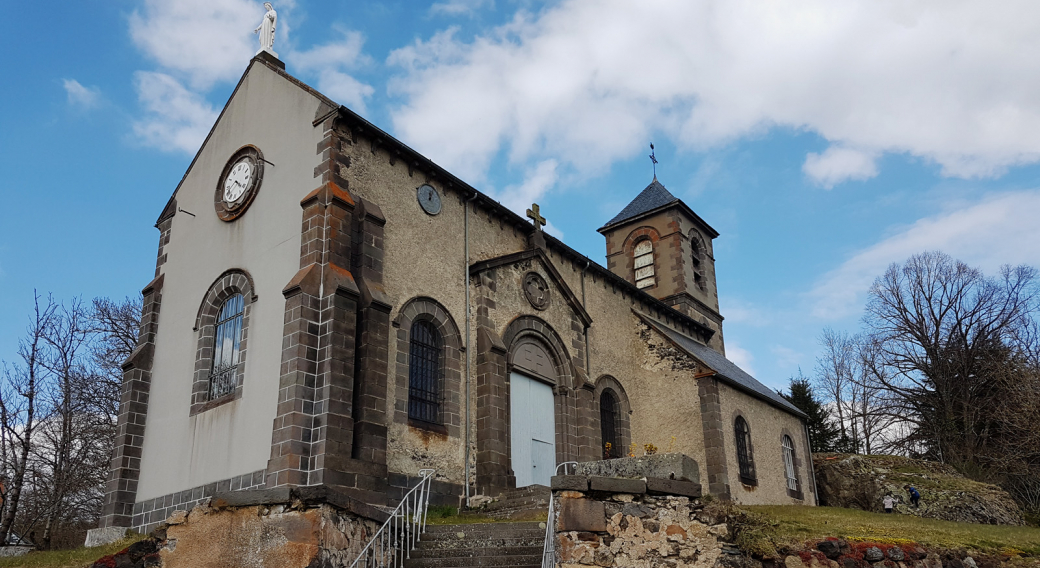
781, 375, 841, 453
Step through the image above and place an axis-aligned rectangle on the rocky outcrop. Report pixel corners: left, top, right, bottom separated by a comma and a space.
813, 453, 1024, 526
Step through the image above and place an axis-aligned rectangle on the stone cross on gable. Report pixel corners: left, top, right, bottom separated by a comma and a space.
526, 203, 546, 231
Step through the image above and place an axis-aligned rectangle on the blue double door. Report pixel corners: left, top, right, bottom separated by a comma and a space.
509, 372, 556, 487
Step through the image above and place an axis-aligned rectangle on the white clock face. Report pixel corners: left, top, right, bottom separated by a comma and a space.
223, 159, 253, 203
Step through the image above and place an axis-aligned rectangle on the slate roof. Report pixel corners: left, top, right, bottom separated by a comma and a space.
637, 313, 805, 418
601, 179, 679, 229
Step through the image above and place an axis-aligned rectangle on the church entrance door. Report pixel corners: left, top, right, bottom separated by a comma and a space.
509, 372, 555, 487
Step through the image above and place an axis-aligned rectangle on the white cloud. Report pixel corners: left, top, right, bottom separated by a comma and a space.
388, 0, 1040, 189
63, 79, 101, 108
808, 191, 1040, 319
431, 0, 493, 16
289, 29, 374, 113
132, 72, 219, 154
725, 342, 757, 378
803, 146, 879, 188
129, 0, 263, 89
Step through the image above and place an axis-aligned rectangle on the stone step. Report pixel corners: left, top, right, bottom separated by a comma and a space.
492, 485, 550, 501
424, 522, 544, 535
484, 495, 550, 510
404, 554, 542, 568
411, 546, 542, 559
416, 536, 545, 549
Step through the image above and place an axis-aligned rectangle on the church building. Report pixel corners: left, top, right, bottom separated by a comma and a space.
100, 53, 815, 533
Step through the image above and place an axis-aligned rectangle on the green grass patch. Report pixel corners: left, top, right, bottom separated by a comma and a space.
744, 505, 1040, 556
424, 506, 547, 526
0, 535, 147, 568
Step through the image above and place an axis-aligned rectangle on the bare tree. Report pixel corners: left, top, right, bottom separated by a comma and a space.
814, 328, 858, 449
0, 294, 55, 546
863, 251, 1039, 471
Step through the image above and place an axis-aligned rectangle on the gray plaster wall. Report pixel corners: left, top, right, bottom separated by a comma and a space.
717, 381, 815, 505
136, 63, 326, 501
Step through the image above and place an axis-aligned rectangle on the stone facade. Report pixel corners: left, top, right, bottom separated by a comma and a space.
98, 53, 813, 532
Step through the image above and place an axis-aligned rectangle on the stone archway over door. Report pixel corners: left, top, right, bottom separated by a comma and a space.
509, 372, 555, 487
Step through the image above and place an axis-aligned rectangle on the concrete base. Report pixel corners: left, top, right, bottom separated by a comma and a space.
85, 526, 129, 547
574, 452, 700, 484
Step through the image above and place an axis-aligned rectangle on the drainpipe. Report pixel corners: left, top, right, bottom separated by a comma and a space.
463, 193, 477, 506
580, 259, 591, 377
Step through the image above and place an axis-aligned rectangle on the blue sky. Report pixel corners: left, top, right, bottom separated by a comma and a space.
3, 0, 1040, 391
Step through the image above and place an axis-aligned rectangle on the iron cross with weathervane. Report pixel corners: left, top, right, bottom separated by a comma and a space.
526, 203, 546, 231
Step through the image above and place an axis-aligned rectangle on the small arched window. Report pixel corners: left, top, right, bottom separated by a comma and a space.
600, 390, 621, 459
734, 416, 757, 485
210, 294, 244, 400
408, 320, 441, 424
634, 239, 655, 289
782, 435, 798, 491
690, 235, 707, 291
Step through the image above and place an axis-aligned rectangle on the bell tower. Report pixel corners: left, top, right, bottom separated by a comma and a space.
598, 178, 725, 353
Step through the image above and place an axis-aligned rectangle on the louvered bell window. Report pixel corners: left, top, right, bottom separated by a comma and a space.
600, 390, 621, 459
408, 321, 441, 424
209, 294, 244, 400
782, 435, 798, 491
735, 416, 757, 485
634, 240, 655, 289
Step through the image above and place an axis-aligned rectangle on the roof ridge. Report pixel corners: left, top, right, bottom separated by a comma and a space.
600, 178, 679, 229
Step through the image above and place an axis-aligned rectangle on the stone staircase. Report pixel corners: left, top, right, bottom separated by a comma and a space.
482, 485, 551, 520
405, 521, 545, 568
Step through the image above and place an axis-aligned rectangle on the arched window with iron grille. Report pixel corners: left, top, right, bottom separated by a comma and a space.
782, 434, 798, 491
408, 320, 442, 424
600, 389, 621, 459
734, 416, 757, 485
209, 294, 244, 400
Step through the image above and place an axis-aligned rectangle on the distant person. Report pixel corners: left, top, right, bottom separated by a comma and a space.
883, 494, 895, 513
908, 486, 921, 508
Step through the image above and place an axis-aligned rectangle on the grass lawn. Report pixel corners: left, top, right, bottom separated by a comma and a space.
424, 506, 547, 525
0, 536, 146, 568
744, 505, 1040, 556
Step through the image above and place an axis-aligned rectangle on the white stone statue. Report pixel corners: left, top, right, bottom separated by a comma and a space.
254, 2, 278, 57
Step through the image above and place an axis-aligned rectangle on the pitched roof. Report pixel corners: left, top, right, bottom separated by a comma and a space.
636, 313, 806, 418
601, 178, 679, 229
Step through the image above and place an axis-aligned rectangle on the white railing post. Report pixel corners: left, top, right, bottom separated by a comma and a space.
349, 469, 437, 568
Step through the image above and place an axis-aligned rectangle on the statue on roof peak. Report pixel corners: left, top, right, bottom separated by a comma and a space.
254, 3, 278, 57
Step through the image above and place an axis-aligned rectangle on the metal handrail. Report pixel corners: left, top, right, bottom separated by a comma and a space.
350, 468, 436, 568
542, 462, 577, 568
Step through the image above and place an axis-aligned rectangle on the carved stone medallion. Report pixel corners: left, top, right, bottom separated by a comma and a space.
523, 272, 550, 310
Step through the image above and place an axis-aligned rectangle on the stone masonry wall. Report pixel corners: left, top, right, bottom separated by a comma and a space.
551, 472, 737, 568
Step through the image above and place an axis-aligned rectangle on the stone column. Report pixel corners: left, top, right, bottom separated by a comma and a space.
99, 271, 165, 528
267, 182, 361, 490
697, 376, 731, 500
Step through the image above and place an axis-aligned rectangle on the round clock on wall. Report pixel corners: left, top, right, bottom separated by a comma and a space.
214, 145, 264, 222
417, 184, 441, 215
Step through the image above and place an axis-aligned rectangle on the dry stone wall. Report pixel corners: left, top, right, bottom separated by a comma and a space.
550, 472, 743, 568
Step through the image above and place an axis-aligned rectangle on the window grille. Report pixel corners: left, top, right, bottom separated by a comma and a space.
782, 435, 798, 491
408, 320, 441, 424
634, 240, 655, 289
600, 390, 621, 459
735, 416, 756, 484
209, 294, 244, 400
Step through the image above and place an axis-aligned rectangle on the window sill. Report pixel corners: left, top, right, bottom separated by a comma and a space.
408, 418, 448, 435
739, 475, 758, 487
190, 389, 241, 416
